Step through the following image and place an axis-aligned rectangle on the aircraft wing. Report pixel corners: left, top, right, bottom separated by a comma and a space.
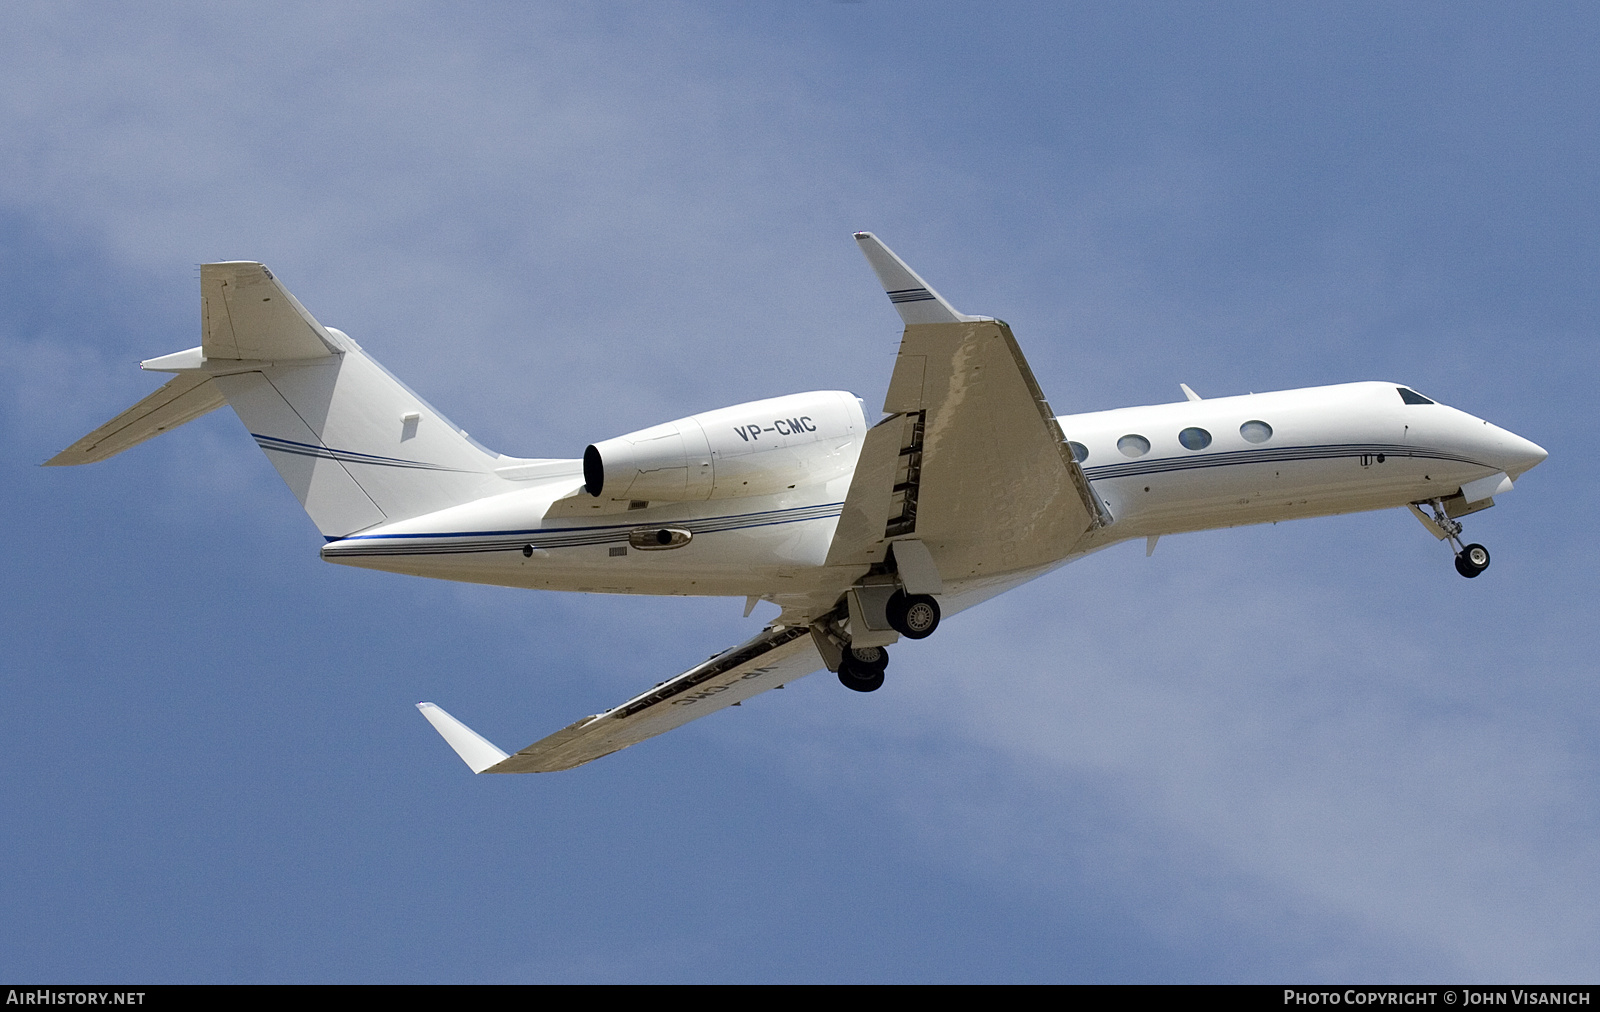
418, 624, 822, 773
827, 233, 1108, 579
419, 232, 1107, 776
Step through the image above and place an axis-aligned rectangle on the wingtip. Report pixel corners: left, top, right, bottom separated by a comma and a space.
415, 700, 510, 774
852, 233, 971, 325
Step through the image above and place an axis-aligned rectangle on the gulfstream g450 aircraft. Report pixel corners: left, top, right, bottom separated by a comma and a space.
50, 234, 1547, 773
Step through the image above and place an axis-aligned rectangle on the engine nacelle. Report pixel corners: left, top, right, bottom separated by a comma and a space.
584, 390, 864, 501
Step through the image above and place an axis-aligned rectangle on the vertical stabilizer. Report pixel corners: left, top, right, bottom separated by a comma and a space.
210, 346, 510, 536
52, 261, 557, 538
190, 262, 517, 536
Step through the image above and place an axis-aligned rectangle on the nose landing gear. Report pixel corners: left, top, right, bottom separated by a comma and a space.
1455, 542, 1491, 579
1418, 497, 1492, 579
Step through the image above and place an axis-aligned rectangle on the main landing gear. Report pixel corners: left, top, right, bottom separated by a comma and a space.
886, 590, 940, 639
1419, 497, 1492, 579
838, 645, 888, 692
816, 588, 943, 693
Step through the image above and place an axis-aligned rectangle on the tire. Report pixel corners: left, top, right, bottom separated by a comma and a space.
837, 657, 885, 692
886, 591, 940, 639
1462, 543, 1490, 571
849, 645, 889, 673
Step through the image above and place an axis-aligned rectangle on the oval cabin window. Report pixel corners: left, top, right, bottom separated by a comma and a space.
1178, 427, 1212, 451
1240, 420, 1273, 444
1117, 434, 1151, 458
1068, 441, 1089, 463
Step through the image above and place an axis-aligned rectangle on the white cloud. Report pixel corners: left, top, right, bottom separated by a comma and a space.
737, 524, 1600, 978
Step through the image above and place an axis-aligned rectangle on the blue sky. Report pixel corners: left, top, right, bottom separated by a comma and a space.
3, 2, 1597, 982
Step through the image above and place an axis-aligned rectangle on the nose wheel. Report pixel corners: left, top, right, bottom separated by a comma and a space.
1454, 543, 1491, 579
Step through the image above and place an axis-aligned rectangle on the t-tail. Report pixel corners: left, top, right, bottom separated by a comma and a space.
46, 262, 537, 538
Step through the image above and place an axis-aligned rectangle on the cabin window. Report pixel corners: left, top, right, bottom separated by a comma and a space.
1178, 426, 1212, 451
1240, 420, 1273, 444
1397, 387, 1435, 405
1068, 441, 1089, 463
1117, 434, 1151, 458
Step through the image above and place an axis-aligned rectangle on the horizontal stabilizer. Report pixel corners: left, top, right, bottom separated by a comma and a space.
202, 261, 339, 361
853, 232, 976, 326
415, 702, 510, 773
44, 372, 226, 466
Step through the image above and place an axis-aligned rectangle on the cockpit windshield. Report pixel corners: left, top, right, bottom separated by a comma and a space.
1397, 387, 1435, 405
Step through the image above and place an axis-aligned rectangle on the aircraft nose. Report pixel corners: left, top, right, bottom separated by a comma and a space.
1496, 429, 1548, 478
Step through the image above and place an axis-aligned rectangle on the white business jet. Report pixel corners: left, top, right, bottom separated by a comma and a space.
49, 235, 1547, 774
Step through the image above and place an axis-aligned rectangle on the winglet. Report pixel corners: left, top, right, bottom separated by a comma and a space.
416, 702, 510, 773
853, 232, 980, 325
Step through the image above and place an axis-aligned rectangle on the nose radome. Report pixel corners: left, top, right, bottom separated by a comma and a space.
1499, 430, 1548, 478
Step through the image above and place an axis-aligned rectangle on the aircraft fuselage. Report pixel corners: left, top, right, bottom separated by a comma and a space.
320, 380, 1545, 602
